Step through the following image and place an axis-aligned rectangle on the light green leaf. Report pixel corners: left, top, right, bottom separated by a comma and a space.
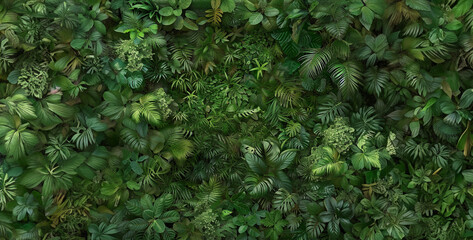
159, 7, 174, 16
151, 219, 166, 233
264, 7, 279, 17
249, 12, 263, 25
220, 0, 236, 12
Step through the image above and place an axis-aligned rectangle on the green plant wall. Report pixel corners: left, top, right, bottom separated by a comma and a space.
1, 0, 473, 239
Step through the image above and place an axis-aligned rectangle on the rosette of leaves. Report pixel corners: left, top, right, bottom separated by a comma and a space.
319, 197, 354, 239
379, 206, 417, 239
0, 92, 37, 121
235, 0, 280, 30
33, 94, 77, 130
322, 117, 355, 154
157, 0, 199, 30
18, 153, 86, 196
126, 194, 180, 239
243, 140, 296, 197
0, 115, 39, 160
16, 63, 49, 98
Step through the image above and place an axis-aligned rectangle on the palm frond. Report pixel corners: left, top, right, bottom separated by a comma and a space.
328, 61, 362, 96
299, 48, 332, 78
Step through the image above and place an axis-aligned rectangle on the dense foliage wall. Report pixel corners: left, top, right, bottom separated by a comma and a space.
2, 0, 473, 239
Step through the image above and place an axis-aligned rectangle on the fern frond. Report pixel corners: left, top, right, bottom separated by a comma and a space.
205, 8, 223, 25
403, 21, 424, 37
419, 44, 451, 63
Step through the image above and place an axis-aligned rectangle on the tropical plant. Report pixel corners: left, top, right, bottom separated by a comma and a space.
0, 0, 472, 239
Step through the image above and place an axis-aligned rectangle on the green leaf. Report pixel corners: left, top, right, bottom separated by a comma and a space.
360, 7, 374, 30
51, 56, 70, 72
409, 121, 420, 137
446, 20, 463, 31
94, 20, 106, 34
151, 219, 166, 233
47, 102, 76, 118
179, 0, 192, 9
185, 10, 198, 20
130, 161, 143, 175
18, 170, 44, 188
71, 39, 86, 50
162, 16, 177, 25
249, 12, 263, 25
405, 0, 431, 11
239, 225, 248, 233
129, 218, 148, 231
452, 0, 473, 17
128, 71, 143, 89
173, 8, 182, 17
463, 169, 473, 182
220, 0, 235, 12
161, 210, 180, 223
460, 89, 473, 109
159, 7, 174, 16
351, 150, 381, 170
7, 167, 23, 177
264, 7, 279, 17
183, 18, 198, 30
7, 69, 19, 84
275, 150, 296, 170
111, 58, 126, 71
